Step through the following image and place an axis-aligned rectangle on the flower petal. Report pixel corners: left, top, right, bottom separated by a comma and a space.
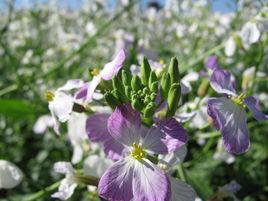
244, 96, 268, 120
53, 162, 75, 175
48, 91, 74, 122
159, 145, 187, 170
74, 82, 89, 100
98, 157, 134, 201
208, 97, 250, 154
86, 75, 102, 102
133, 159, 171, 201
205, 55, 220, 70
169, 176, 196, 201
58, 79, 84, 91
51, 177, 77, 200
142, 118, 188, 154
86, 113, 125, 160
0, 160, 23, 189
100, 49, 126, 80
210, 69, 237, 96
83, 155, 113, 178
108, 104, 141, 146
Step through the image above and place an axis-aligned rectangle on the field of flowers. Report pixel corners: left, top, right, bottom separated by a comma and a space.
0, 0, 267, 201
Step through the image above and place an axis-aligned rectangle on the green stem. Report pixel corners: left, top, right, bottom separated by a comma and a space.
0, 84, 17, 96
177, 164, 187, 182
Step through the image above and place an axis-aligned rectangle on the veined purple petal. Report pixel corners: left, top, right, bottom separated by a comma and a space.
210, 69, 237, 96
75, 82, 89, 100
107, 104, 141, 146
142, 118, 188, 154
86, 114, 125, 160
244, 96, 268, 121
208, 97, 250, 154
100, 49, 126, 80
169, 176, 196, 201
205, 55, 220, 70
133, 159, 171, 201
98, 158, 134, 201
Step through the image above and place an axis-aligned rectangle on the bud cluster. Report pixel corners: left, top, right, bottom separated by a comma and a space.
104, 56, 182, 124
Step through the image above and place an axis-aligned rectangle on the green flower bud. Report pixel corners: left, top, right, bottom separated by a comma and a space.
150, 81, 158, 93
122, 70, 132, 86
131, 75, 142, 91
141, 57, 151, 85
112, 76, 125, 93
131, 97, 143, 111
104, 92, 120, 109
166, 83, 181, 117
143, 102, 155, 118
150, 92, 157, 101
149, 71, 158, 89
142, 87, 149, 95
125, 86, 132, 99
168, 57, 180, 84
160, 73, 171, 99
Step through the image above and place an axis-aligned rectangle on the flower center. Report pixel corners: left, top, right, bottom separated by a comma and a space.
90, 68, 100, 76
131, 143, 146, 161
230, 93, 246, 108
45, 91, 55, 102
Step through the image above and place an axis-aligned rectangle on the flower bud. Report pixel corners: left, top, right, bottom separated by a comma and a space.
168, 57, 180, 84
125, 86, 132, 99
112, 76, 125, 93
149, 71, 158, 89
141, 57, 151, 85
104, 92, 120, 109
150, 81, 158, 93
166, 83, 181, 117
143, 102, 155, 118
131, 75, 142, 91
160, 73, 171, 99
131, 97, 143, 111
122, 70, 132, 86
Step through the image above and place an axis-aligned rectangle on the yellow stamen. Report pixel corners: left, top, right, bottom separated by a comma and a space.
45, 91, 55, 102
90, 68, 100, 76
131, 143, 146, 161
159, 58, 164, 65
231, 93, 246, 108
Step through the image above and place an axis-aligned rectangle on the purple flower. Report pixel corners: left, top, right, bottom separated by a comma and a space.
207, 62, 268, 154
205, 55, 220, 71
75, 49, 126, 102
86, 104, 188, 201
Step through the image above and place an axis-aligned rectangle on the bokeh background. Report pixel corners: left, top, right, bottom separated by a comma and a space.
0, 0, 267, 200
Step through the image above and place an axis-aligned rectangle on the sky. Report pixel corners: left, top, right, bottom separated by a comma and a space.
5, 0, 237, 13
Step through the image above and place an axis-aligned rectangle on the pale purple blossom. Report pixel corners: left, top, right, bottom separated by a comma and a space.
86, 104, 188, 201
206, 57, 268, 154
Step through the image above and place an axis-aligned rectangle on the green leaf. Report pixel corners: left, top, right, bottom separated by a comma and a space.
0, 99, 36, 117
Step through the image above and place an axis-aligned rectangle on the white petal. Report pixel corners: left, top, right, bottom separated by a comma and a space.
0, 160, 23, 189
170, 176, 196, 201
240, 22, 260, 48
86, 75, 101, 102
71, 145, 83, 165
51, 177, 77, 200
48, 91, 74, 122
33, 115, 54, 134
53, 162, 75, 175
225, 37, 236, 57
58, 79, 84, 91
159, 145, 187, 170
83, 155, 113, 178
190, 106, 208, 129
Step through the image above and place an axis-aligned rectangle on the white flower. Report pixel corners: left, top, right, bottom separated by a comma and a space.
47, 79, 84, 134
67, 112, 88, 164
0, 160, 23, 189
51, 162, 77, 200
225, 36, 236, 57
181, 72, 199, 94
33, 115, 54, 134
240, 21, 260, 49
